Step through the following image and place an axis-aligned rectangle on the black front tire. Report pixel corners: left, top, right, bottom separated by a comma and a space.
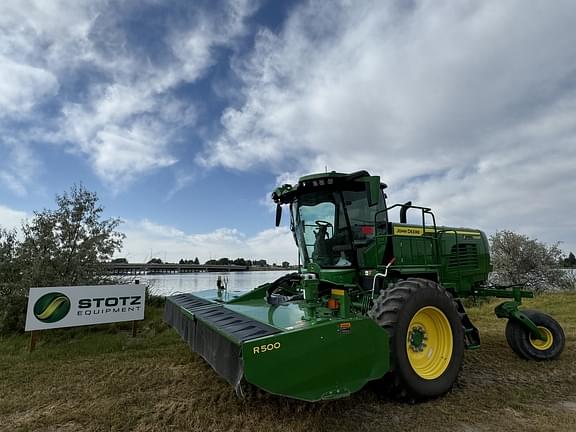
505, 310, 565, 361
369, 278, 464, 400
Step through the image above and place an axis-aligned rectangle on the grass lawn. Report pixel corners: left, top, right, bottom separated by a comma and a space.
1, 293, 575, 432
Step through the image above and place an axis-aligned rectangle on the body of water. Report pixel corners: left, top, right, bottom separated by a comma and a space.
140, 270, 293, 296
141, 268, 575, 296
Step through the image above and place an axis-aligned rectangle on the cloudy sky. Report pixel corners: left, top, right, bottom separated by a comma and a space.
1, 0, 575, 264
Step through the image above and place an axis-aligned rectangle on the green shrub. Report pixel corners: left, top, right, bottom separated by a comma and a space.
0, 293, 27, 335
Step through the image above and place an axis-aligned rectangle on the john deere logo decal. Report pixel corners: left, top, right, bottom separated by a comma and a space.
33, 292, 71, 323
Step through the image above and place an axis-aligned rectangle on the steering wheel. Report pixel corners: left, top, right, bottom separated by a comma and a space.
315, 220, 333, 238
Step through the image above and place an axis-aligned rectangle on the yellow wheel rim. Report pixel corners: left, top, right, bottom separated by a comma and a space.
406, 306, 453, 380
529, 326, 554, 351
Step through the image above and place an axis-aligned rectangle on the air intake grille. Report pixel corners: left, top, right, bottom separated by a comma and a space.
447, 243, 478, 270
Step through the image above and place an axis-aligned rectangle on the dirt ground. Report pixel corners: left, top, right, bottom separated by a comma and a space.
1, 293, 575, 432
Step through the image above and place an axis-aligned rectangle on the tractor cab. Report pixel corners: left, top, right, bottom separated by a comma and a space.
273, 171, 387, 274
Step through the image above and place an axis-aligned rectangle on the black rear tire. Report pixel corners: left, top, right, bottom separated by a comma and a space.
369, 278, 464, 400
505, 310, 565, 361
505, 318, 523, 358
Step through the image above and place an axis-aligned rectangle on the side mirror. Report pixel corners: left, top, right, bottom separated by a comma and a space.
275, 204, 282, 227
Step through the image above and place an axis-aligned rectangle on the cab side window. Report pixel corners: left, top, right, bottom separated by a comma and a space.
343, 190, 384, 244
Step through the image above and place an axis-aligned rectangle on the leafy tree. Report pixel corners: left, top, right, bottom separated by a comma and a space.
0, 228, 26, 334
193, 257, 199, 265
490, 230, 570, 292
0, 228, 21, 296
18, 184, 124, 288
564, 252, 576, 267
233, 258, 246, 266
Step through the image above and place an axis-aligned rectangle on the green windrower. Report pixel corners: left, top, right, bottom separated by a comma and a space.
164, 170, 566, 402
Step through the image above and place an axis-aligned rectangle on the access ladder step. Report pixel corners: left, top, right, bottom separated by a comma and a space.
455, 299, 481, 349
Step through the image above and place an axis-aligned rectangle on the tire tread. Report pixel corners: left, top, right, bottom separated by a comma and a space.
369, 278, 464, 400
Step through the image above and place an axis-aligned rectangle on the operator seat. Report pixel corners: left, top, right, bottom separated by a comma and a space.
312, 224, 330, 264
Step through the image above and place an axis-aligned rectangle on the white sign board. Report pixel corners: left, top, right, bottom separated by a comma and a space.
25, 285, 145, 331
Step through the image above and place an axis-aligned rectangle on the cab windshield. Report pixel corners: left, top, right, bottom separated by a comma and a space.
293, 185, 383, 267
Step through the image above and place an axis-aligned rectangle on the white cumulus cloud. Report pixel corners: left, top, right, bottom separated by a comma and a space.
0, 56, 59, 117
202, 0, 576, 253
0, 142, 41, 197
0, 204, 27, 230
120, 219, 296, 264
0, 0, 259, 191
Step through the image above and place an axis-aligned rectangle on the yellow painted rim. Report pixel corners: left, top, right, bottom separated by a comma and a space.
529, 326, 554, 351
406, 306, 453, 380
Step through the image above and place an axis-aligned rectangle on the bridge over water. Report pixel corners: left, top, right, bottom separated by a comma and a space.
104, 263, 287, 275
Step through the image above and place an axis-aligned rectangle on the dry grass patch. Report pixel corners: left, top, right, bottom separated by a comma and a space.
1, 293, 575, 432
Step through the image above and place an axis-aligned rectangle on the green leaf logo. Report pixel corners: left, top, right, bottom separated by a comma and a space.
33, 292, 71, 323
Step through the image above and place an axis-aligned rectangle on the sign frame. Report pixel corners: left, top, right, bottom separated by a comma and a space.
25, 284, 146, 332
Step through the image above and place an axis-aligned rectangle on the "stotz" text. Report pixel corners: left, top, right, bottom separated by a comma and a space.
78, 296, 142, 308
253, 342, 281, 354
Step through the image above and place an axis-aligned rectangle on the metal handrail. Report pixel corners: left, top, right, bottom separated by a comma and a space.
373, 203, 440, 268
